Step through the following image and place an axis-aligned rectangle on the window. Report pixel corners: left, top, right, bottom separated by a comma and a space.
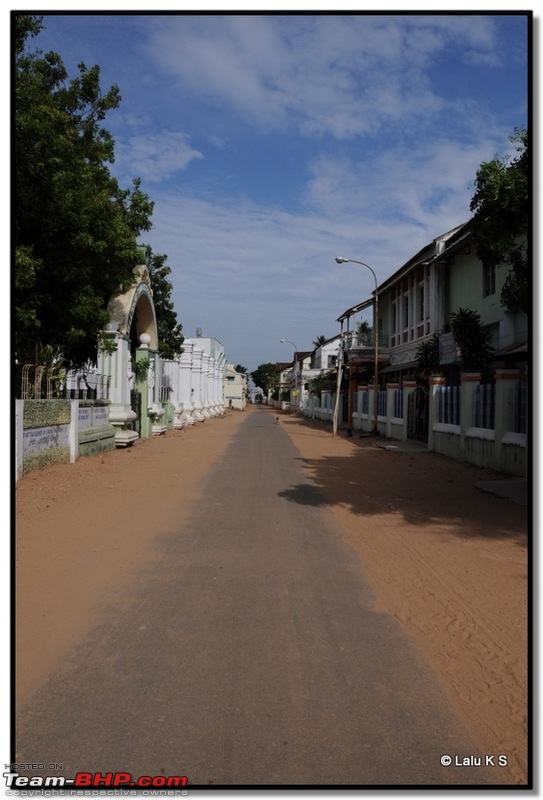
402, 294, 409, 327
483, 263, 496, 297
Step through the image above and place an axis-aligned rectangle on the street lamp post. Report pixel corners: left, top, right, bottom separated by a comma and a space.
335, 257, 379, 433
280, 338, 301, 411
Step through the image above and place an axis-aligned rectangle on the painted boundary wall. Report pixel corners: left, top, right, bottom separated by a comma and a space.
299, 370, 527, 477
15, 399, 116, 481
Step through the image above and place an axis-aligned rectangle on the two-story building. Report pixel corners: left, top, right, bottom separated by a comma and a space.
333, 218, 527, 472
223, 364, 248, 410
276, 337, 342, 412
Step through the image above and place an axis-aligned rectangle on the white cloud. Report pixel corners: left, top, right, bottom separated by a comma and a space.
302, 135, 506, 232
137, 111, 523, 370
114, 130, 203, 183
145, 14, 504, 140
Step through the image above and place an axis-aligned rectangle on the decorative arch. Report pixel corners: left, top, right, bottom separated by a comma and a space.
106, 266, 158, 351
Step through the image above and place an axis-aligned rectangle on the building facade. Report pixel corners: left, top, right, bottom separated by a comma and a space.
224, 364, 248, 410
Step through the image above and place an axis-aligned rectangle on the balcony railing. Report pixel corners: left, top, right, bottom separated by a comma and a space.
343, 332, 390, 349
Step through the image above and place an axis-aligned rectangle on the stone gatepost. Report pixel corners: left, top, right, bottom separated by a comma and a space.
211, 361, 219, 416
385, 382, 399, 439
321, 389, 332, 422
214, 362, 221, 415
134, 334, 151, 439
428, 375, 447, 451
402, 380, 418, 441
98, 327, 138, 448
178, 342, 195, 426
209, 360, 218, 417
161, 358, 180, 428
191, 346, 205, 422
133, 333, 164, 437
494, 368, 525, 472
459, 372, 481, 448
201, 353, 212, 418
217, 356, 226, 415
357, 386, 369, 433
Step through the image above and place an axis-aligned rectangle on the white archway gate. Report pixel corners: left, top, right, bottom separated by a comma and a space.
99, 266, 161, 446
99, 266, 226, 447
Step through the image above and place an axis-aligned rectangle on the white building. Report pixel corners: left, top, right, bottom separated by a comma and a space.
276, 336, 342, 411
224, 364, 248, 410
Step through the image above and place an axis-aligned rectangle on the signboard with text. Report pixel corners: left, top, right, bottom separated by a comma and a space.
439, 332, 461, 365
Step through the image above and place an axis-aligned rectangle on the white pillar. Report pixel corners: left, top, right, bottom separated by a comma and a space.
163, 358, 184, 429
98, 330, 138, 447
202, 353, 213, 418
178, 343, 195, 426
191, 346, 205, 422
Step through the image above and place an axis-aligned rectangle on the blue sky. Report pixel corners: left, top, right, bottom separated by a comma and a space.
25, 9, 529, 372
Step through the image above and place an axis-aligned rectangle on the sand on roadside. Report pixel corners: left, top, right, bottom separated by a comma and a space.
277, 409, 528, 785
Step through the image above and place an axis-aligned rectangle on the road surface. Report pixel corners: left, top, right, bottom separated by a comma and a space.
16, 407, 502, 787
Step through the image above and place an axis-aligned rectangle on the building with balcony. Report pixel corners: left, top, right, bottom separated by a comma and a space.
331, 219, 527, 470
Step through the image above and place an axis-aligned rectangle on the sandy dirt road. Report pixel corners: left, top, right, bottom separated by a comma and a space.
15, 405, 529, 786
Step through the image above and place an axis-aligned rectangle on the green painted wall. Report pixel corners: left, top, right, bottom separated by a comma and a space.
21, 399, 116, 474
447, 253, 511, 327
23, 399, 71, 428
23, 446, 70, 474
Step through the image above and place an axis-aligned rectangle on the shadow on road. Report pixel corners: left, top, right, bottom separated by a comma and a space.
273, 409, 527, 546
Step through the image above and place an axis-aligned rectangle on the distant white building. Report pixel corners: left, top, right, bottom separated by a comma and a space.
224, 364, 248, 410
250, 386, 266, 404
277, 336, 342, 411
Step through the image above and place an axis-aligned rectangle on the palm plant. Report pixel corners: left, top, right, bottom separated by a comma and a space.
415, 335, 440, 379
449, 308, 494, 375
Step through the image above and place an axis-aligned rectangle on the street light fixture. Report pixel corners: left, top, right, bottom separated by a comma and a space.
335, 257, 379, 433
280, 338, 302, 411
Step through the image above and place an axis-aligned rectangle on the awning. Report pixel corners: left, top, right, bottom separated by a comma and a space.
336, 296, 374, 323
493, 341, 528, 357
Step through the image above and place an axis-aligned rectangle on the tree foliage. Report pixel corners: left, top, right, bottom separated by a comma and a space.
15, 14, 154, 367
470, 128, 529, 314
309, 370, 336, 395
355, 320, 373, 342
250, 363, 278, 395
414, 334, 440, 379
449, 308, 494, 375
142, 246, 184, 360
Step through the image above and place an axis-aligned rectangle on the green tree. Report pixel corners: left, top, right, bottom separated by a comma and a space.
234, 365, 248, 374
355, 320, 373, 342
312, 335, 327, 348
15, 14, 154, 367
470, 128, 529, 314
309, 370, 336, 396
250, 363, 278, 395
414, 335, 440, 380
449, 308, 494, 375
143, 246, 184, 360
